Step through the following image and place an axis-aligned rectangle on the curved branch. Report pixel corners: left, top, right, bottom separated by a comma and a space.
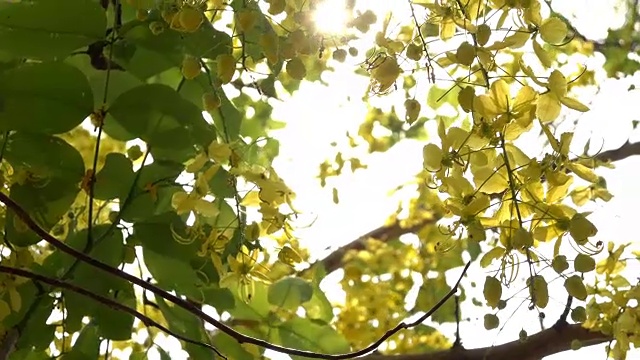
0, 265, 225, 359
593, 140, 640, 163
362, 323, 611, 360
0, 192, 469, 360
311, 217, 437, 274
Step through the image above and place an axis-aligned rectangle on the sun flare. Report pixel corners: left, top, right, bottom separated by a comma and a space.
313, 0, 349, 34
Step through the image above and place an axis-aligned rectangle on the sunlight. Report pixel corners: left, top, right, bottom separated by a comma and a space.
313, 0, 349, 34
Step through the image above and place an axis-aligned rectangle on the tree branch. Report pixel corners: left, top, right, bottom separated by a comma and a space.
593, 140, 640, 163
311, 217, 437, 274
361, 323, 611, 360
0, 192, 469, 360
0, 265, 225, 359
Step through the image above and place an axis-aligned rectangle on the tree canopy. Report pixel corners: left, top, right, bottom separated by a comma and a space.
0, 0, 639, 359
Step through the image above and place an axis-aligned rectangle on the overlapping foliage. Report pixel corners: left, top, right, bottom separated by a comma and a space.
0, 0, 638, 359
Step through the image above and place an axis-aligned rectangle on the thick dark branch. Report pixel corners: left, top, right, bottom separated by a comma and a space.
593, 140, 640, 163
362, 323, 611, 360
314, 218, 436, 274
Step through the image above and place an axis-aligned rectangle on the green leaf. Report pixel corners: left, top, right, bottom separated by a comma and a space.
133, 214, 201, 261
0, 62, 94, 134
94, 153, 135, 200
1, 281, 38, 328
61, 325, 100, 360
278, 318, 350, 360
302, 284, 334, 322
14, 296, 55, 351
0, 0, 107, 60
143, 249, 201, 298
211, 332, 254, 360
178, 72, 243, 141
200, 286, 236, 312
8, 349, 50, 360
93, 285, 136, 340
155, 296, 215, 360
117, 17, 232, 79
415, 276, 464, 323
60, 225, 128, 331
208, 165, 237, 199
228, 281, 271, 321
105, 83, 215, 162
427, 85, 459, 109
268, 277, 313, 310
118, 160, 183, 223
3, 132, 84, 246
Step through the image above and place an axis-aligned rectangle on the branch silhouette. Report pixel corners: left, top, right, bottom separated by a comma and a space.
0, 192, 470, 359
361, 323, 610, 360
0, 265, 225, 359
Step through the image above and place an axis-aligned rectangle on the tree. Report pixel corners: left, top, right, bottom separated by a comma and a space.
0, 0, 638, 359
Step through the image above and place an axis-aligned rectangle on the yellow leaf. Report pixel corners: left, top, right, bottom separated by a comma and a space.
536, 93, 561, 122
480, 246, 505, 268
185, 153, 208, 173
501, 30, 530, 49
539, 17, 567, 44
475, 95, 499, 117
569, 214, 597, 245
0, 300, 10, 321
477, 48, 495, 70
524, 0, 542, 26
476, 24, 491, 46
528, 275, 549, 308
513, 85, 537, 112
548, 70, 567, 98
559, 132, 573, 155
547, 176, 573, 203
171, 191, 195, 215
423, 144, 443, 171
462, 193, 490, 217
520, 60, 546, 87
473, 167, 508, 194
8, 288, 21, 312
546, 169, 571, 187
533, 224, 564, 242
505, 144, 530, 166
560, 96, 590, 112
484, 276, 502, 308
440, 18, 456, 40
456, 42, 476, 66
278, 246, 304, 266
568, 163, 599, 183
533, 40, 552, 68
489, 79, 510, 112
194, 199, 220, 218
513, 227, 534, 249
564, 275, 587, 300
458, 86, 476, 113
522, 181, 544, 203
570, 186, 592, 206
208, 141, 232, 163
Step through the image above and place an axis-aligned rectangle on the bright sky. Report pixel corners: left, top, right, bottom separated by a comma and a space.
261, 0, 640, 359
